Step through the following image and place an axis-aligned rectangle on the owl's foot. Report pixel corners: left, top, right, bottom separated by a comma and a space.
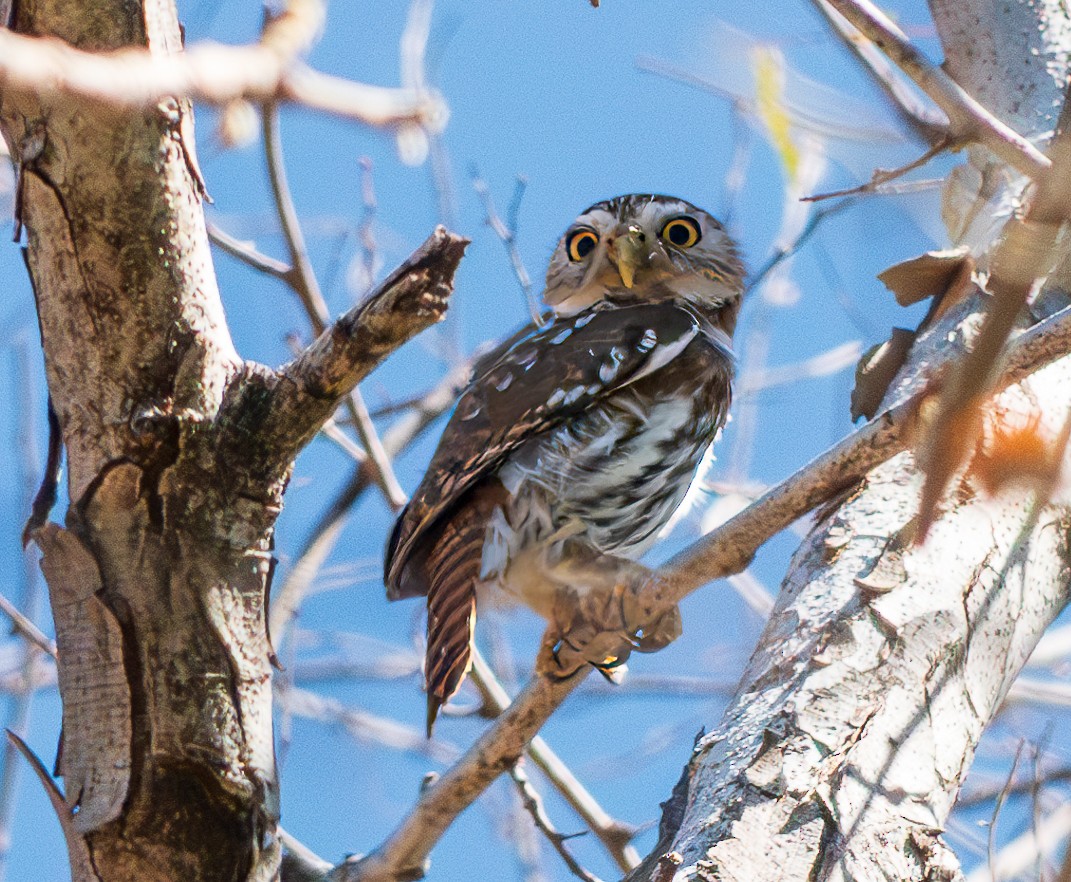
536, 569, 682, 680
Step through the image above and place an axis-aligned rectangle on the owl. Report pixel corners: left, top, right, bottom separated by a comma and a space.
386, 194, 745, 733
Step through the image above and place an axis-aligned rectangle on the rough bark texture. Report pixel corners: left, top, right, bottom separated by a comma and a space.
628, 2, 1071, 880
0, 1, 281, 879
0, 2, 465, 880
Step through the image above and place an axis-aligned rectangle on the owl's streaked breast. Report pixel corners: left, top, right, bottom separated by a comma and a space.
484, 337, 731, 590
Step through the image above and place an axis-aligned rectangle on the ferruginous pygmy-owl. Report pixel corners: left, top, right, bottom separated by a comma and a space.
385, 194, 745, 733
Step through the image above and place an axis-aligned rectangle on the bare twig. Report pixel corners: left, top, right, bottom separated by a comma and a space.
263, 104, 409, 508
802, 134, 954, 202
355, 158, 380, 297
821, 0, 1050, 178
988, 741, 1026, 879
966, 803, 1071, 882
279, 685, 458, 764
471, 167, 544, 327
738, 341, 862, 394
332, 298, 1071, 882
470, 650, 640, 873
508, 760, 604, 882
0, 594, 55, 659
0, 3, 445, 131
208, 222, 293, 283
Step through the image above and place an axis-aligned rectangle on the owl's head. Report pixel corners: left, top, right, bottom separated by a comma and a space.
544, 194, 745, 324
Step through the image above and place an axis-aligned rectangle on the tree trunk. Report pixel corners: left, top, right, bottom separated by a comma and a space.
1, 1, 281, 879
628, 2, 1071, 879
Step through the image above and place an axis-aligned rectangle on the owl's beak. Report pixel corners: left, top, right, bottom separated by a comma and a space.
607, 224, 648, 289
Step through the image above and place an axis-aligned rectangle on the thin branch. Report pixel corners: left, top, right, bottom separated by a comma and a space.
966, 803, 1071, 882
254, 225, 468, 470
470, 649, 640, 874
263, 104, 407, 508
508, 760, 604, 882
279, 685, 458, 764
0, 593, 55, 659
332, 298, 1071, 882
0, 4, 445, 131
470, 167, 544, 328
821, 0, 1050, 178
808, 0, 949, 144
988, 741, 1027, 879
208, 222, 293, 282
801, 134, 954, 202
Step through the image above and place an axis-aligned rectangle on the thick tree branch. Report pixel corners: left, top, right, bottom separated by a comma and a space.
0, 6, 445, 130
822, 0, 1051, 178
256, 227, 467, 469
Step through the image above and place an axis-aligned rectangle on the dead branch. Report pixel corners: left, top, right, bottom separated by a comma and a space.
802, 134, 954, 202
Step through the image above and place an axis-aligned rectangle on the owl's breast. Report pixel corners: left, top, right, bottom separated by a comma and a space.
492, 340, 731, 564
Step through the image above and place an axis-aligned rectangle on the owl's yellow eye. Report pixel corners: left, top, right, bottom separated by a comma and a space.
566, 228, 599, 261
661, 216, 702, 249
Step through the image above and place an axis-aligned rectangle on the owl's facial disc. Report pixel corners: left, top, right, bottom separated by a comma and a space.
544, 194, 745, 316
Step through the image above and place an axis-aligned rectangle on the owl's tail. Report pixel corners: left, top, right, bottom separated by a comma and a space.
423, 490, 498, 736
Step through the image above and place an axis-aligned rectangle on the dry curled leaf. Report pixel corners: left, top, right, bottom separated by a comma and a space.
877, 247, 972, 308
851, 328, 916, 421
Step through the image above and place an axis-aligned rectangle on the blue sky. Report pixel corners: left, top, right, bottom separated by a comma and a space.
1, 2, 1065, 880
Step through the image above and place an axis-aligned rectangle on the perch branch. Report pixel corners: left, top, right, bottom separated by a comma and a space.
332, 298, 1071, 882
821, 0, 1050, 178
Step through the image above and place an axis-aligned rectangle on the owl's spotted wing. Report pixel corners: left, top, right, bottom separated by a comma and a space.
386, 301, 723, 598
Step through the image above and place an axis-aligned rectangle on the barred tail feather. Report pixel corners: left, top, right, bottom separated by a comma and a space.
423, 498, 490, 736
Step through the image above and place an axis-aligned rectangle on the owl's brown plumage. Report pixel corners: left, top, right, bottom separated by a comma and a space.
385, 195, 745, 733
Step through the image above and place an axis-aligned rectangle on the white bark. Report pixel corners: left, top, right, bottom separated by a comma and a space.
630, 2, 1071, 880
